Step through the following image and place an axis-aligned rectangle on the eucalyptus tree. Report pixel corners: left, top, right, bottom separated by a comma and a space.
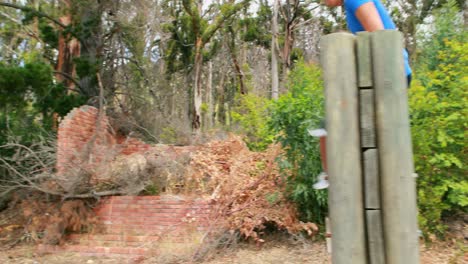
278, 1, 314, 82
271, 0, 279, 99
269, 0, 319, 96
387, 0, 466, 58
163, 0, 251, 131
0, 1, 89, 147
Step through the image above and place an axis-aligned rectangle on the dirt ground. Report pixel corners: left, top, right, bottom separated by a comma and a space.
0, 238, 465, 264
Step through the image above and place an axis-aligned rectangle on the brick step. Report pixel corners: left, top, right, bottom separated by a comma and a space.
98, 204, 207, 210
99, 201, 211, 207
99, 219, 184, 225
67, 233, 205, 245
96, 211, 207, 217
67, 234, 161, 247
97, 210, 208, 216
37, 243, 150, 257
97, 217, 209, 225
36, 195, 212, 260
98, 216, 208, 223
97, 224, 209, 235
96, 212, 209, 219
98, 196, 211, 205
38, 240, 203, 257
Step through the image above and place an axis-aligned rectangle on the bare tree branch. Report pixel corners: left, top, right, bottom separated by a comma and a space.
53, 71, 85, 94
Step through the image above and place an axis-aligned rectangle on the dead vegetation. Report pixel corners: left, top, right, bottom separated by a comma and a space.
0, 194, 99, 248
184, 137, 319, 242
1, 133, 465, 264
0, 134, 319, 256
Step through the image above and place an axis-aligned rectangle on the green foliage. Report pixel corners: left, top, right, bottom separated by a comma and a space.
239, 1, 271, 48
0, 64, 27, 107
38, 20, 59, 49
0, 60, 86, 148
163, 6, 197, 73
160, 127, 178, 144
231, 94, 274, 151
265, 191, 280, 205
417, 0, 465, 73
410, 0, 467, 236
200, 102, 209, 114
142, 184, 160, 196
164, 0, 251, 77
269, 61, 327, 223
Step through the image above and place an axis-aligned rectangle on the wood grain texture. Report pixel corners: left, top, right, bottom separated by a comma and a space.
360, 90, 377, 148
320, 32, 367, 264
371, 30, 419, 264
357, 32, 373, 87
366, 210, 386, 264
364, 149, 380, 209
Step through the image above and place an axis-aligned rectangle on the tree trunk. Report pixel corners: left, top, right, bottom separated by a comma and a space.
228, 41, 246, 95
281, 22, 294, 92
271, 0, 279, 100
215, 72, 226, 126
76, 0, 104, 99
207, 61, 214, 129
53, 0, 80, 130
202, 61, 213, 130
56, 0, 80, 91
192, 38, 203, 131
224, 102, 230, 127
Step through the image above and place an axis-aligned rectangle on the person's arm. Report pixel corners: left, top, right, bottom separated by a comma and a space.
355, 2, 384, 31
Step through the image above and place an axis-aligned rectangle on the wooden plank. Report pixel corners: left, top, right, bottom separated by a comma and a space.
371, 30, 419, 264
364, 149, 380, 209
360, 90, 376, 148
325, 217, 332, 254
357, 32, 373, 87
366, 210, 386, 264
320, 32, 367, 264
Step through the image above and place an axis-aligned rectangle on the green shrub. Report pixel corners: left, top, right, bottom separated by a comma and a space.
269, 61, 327, 223
410, 0, 467, 236
231, 93, 274, 151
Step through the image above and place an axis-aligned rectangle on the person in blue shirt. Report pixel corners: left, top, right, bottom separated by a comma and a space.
325, 0, 412, 85
311, 0, 412, 189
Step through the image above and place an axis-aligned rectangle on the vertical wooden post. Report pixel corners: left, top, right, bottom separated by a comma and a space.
371, 30, 419, 264
357, 32, 373, 89
366, 210, 386, 264
357, 32, 386, 264
320, 32, 367, 264
325, 217, 332, 254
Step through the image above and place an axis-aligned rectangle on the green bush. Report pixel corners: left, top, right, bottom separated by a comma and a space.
231, 93, 274, 151
269, 61, 327, 223
410, 1, 467, 236
0, 59, 86, 153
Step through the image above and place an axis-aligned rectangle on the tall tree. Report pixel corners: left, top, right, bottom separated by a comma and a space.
165, 0, 250, 131
277, 0, 314, 90
0, 0, 88, 145
388, 0, 466, 57
271, 0, 279, 100
55, 0, 80, 90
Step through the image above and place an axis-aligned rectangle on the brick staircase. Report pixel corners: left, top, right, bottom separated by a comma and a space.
37, 195, 212, 260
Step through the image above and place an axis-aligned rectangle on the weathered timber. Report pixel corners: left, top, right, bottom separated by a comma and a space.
371, 30, 419, 264
320, 32, 367, 264
366, 210, 386, 264
357, 32, 373, 88
363, 148, 380, 209
326, 217, 332, 254
360, 90, 377, 148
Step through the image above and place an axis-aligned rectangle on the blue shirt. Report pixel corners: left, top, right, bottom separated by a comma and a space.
344, 0, 412, 77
